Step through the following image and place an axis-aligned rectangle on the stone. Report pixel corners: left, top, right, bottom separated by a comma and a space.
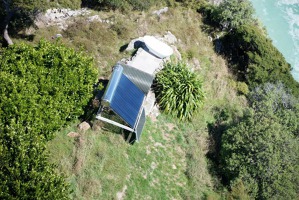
162, 31, 177, 44
152, 7, 168, 16
78, 121, 91, 132
87, 15, 102, 22
35, 8, 91, 30
172, 45, 182, 60
67, 131, 80, 138
143, 90, 156, 116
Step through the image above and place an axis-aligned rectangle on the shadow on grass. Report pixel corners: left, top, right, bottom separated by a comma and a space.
206, 107, 231, 186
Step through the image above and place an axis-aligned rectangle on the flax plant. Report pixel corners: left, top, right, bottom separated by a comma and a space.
155, 60, 205, 121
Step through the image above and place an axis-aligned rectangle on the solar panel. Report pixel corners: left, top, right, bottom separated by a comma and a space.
110, 74, 145, 128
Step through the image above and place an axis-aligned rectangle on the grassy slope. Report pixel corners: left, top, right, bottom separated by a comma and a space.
19, 6, 248, 199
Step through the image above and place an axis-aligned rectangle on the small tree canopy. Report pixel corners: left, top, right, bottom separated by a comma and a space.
220, 83, 299, 199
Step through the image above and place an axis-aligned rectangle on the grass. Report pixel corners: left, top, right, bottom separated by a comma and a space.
19, 5, 248, 199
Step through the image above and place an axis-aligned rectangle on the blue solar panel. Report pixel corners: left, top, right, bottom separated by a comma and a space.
110, 74, 145, 128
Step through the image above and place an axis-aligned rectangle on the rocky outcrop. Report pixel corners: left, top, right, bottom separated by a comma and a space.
35, 8, 91, 30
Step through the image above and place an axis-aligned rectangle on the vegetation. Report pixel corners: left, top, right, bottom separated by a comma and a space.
215, 0, 254, 30
220, 24, 299, 97
82, 0, 169, 11
200, 0, 254, 30
1, 0, 47, 45
1, 0, 299, 199
155, 60, 205, 121
221, 83, 299, 199
0, 40, 97, 198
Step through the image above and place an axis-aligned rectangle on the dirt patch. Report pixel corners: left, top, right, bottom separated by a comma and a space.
73, 136, 85, 175
67, 131, 80, 138
165, 123, 176, 131
116, 185, 127, 200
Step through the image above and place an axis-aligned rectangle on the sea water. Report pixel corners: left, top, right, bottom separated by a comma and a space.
250, 0, 299, 82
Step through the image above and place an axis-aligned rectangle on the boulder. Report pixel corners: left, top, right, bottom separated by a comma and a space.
78, 121, 91, 132
67, 132, 80, 138
162, 31, 177, 44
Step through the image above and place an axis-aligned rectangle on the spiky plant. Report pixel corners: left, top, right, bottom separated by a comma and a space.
155, 60, 205, 121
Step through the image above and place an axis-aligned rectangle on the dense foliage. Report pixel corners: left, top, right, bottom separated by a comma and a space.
0, 40, 97, 198
0, 40, 97, 139
200, 0, 254, 30
220, 24, 299, 97
155, 60, 205, 121
220, 83, 299, 199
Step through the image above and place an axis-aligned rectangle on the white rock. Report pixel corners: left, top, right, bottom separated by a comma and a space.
87, 15, 102, 22
152, 7, 168, 16
163, 31, 177, 44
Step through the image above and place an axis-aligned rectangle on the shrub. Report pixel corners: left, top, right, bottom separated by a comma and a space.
0, 122, 70, 199
236, 81, 249, 95
155, 60, 205, 121
220, 83, 299, 199
0, 40, 97, 139
215, 0, 254, 30
221, 24, 299, 97
0, 40, 97, 198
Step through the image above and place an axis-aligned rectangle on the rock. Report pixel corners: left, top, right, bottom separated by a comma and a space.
172, 45, 182, 60
125, 37, 145, 51
52, 33, 62, 39
35, 8, 91, 30
162, 31, 177, 44
192, 58, 201, 70
87, 15, 102, 22
149, 104, 160, 122
78, 121, 91, 132
152, 7, 168, 16
67, 132, 80, 138
143, 90, 156, 115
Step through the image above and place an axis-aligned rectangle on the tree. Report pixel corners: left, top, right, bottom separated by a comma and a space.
216, 0, 254, 30
220, 83, 299, 199
1, 0, 46, 45
220, 24, 299, 97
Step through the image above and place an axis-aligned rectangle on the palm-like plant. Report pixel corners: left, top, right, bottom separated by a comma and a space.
155, 60, 205, 121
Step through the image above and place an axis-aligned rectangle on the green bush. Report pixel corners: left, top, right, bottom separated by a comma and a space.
0, 40, 97, 198
220, 83, 299, 199
0, 122, 69, 199
155, 60, 205, 121
0, 40, 97, 139
221, 24, 299, 97
236, 81, 249, 95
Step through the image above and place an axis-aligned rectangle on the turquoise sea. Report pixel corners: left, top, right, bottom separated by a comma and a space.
250, 0, 299, 82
